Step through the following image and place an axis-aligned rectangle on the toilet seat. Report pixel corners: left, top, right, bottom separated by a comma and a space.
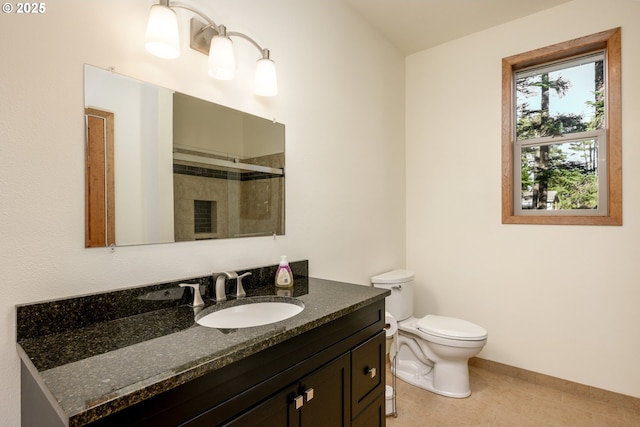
417, 315, 487, 341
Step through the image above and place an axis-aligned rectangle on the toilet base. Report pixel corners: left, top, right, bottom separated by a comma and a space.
392, 358, 471, 399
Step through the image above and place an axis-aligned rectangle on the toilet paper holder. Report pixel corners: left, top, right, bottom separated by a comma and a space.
383, 312, 398, 418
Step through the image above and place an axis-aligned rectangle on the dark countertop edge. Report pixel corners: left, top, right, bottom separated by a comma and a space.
17, 344, 71, 427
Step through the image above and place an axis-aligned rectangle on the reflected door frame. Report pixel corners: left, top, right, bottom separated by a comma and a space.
85, 108, 115, 247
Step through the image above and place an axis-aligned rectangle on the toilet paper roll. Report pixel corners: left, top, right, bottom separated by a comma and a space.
384, 311, 398, 337
385, 312, 399, 358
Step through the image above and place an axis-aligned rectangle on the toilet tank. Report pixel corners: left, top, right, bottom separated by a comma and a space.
371, 269, 414, 321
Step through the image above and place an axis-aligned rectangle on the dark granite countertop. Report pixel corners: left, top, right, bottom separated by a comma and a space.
16, 262, 389, 427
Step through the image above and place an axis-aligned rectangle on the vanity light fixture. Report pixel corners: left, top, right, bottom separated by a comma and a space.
144, 0, 278, 96
207, 25, 235, 80
144, 3, 180, 59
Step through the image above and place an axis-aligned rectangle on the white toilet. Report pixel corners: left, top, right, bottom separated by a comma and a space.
372, 270, 487, 398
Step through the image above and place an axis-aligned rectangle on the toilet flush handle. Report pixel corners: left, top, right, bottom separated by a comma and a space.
391, 285, 402, 291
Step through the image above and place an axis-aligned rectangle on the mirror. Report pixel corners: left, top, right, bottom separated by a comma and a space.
84, 65, 285, 247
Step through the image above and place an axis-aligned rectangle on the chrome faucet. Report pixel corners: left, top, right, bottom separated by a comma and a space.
213, 271, 252, 301
213, 271, 237, 301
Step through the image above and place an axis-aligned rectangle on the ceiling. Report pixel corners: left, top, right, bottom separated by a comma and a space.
343, 0, 573, 55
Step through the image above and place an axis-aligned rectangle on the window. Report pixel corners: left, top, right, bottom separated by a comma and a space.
501, 28, 621, 225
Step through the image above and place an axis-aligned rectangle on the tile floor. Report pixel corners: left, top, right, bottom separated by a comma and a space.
384, 365, 640, 427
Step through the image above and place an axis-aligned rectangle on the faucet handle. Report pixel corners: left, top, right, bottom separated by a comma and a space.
236, 272, 252, 298
179, 283, 204, 307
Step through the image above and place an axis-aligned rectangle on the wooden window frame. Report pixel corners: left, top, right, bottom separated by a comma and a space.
501, 28, 621, 225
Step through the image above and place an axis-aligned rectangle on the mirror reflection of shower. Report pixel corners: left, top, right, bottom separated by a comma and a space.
84, 65, 285, 247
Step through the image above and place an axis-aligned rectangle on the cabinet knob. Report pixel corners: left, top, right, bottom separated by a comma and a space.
305, 388, 314, 402
294, 395, 304, 409
366, 367, 377, 378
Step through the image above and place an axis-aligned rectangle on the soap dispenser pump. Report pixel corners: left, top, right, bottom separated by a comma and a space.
275, 256, 293, 287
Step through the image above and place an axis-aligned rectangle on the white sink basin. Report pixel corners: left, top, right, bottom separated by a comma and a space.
196, 297, 304, 329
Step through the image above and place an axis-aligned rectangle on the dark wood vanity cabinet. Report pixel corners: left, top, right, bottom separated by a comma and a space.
218, 331, 385, 427
23, 299, 386, 427
223, 352, 350, 427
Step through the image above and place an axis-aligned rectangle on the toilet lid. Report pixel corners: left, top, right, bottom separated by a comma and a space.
371, 269, 415, 284
417, 315, 487, 340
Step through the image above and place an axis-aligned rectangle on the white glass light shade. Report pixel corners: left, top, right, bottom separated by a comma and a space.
254, 58, 278, 96
208, 36, 235, 80
144, 5, 180, 59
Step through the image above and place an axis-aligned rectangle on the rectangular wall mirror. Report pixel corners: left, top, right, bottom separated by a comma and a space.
84, 65, 285, 247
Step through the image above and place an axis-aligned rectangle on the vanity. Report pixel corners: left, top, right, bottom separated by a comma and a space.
69, 64, 389, 426
17, 261, 389, 426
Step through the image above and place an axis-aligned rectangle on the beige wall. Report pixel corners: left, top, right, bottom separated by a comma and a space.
406, 0, 640, 398
0, 0, 405, 424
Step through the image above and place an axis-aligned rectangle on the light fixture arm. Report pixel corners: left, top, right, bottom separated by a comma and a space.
227, 31, 270, 59
167, 1, 221, 34
167, 1, 269, 57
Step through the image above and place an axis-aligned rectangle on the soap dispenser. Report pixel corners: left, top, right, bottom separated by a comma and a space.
275, 256, 293, 287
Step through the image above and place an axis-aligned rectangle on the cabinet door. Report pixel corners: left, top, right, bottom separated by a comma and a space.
351, 331, 385, 417
222, 384, 298, 427
298, 353, 350, 427
223, 353, 350, 427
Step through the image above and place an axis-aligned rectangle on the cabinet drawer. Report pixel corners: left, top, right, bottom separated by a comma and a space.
351, 331, 385, 417
352, 392, 385, 427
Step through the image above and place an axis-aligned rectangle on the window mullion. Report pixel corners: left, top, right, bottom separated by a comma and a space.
518, 130, 604, 148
